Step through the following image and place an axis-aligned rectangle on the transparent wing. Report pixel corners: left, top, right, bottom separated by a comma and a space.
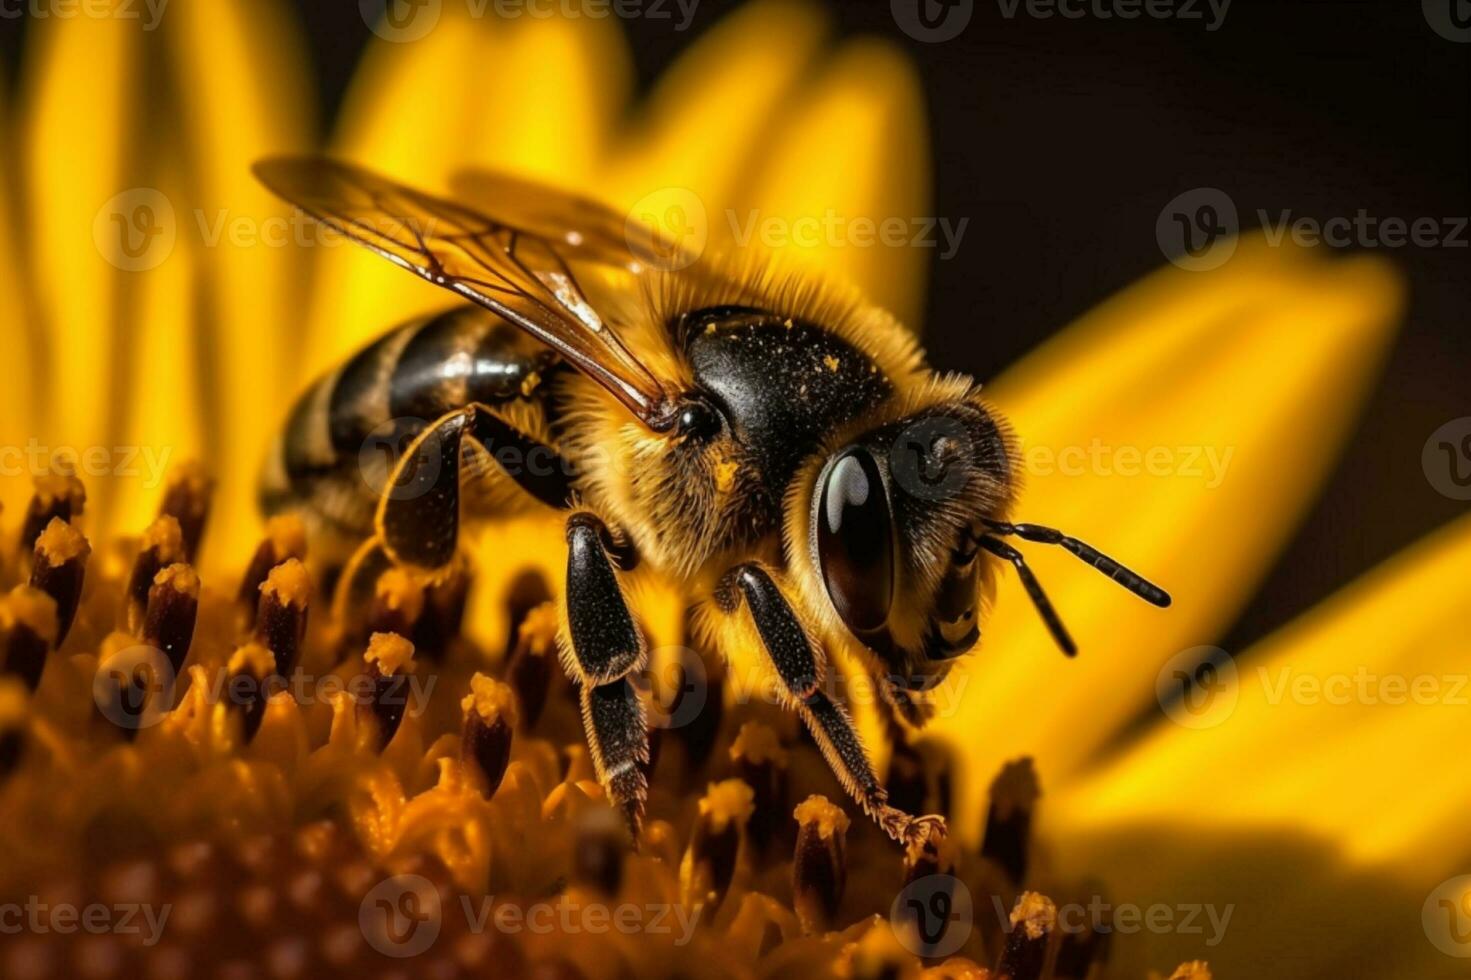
253, 157, 676, 428
449, 168, 698, 274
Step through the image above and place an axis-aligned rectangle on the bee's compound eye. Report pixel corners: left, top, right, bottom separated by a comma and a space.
816, 449, 894, 633
676, 399, 722, 442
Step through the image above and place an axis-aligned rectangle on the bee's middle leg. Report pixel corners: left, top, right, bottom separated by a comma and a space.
716, 563, 947, 849
562, 511, 650, 837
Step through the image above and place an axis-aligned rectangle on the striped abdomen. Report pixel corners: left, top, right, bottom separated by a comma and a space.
260, 305, 562, 547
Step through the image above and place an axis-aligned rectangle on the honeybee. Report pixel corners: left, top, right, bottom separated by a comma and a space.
254, 159, 1170, 848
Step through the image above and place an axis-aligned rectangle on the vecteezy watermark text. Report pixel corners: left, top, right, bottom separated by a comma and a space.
360, 0, 699, 44
726, 209, 970, 261
1157, 645, 1471, 730
994, 0, 1230, 31
0, 440, 173, 488
990, 895, 1234, 946
1157, 187, 1468, 271
359, 874, 700, 958
0, 897, 170, 946
0, 0, 168, 31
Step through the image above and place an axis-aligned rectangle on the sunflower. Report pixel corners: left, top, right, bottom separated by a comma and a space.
0, 1, 1464, 978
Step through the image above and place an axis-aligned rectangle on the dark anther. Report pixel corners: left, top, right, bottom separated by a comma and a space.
2, 587, 58, 692
791, 794, 849, 935
19, 474, 85, 556
999, 893, 1058, 980
158, 463, 214, 561
254, 559, 311, 677
730, 722, 788, 857
29, 518, 90, 647
361, 632, 416, 750
573, 805, 629, 896
126, 516, 185, 633
682, 780, 753, 911
982, 757, 1039, 887
461, 672, 516, 798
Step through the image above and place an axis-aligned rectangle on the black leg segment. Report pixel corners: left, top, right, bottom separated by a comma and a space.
377, 408, 472, 571
717, 562, 946, 848
376, 402, 578, 572
717, 563, 821, 698
563, 513, 645, 687
580, 677, 650, 834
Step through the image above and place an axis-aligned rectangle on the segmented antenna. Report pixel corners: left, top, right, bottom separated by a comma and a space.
977, 519, 1172, 657
978, 536, 1077, 656
984, 520, 1172, 607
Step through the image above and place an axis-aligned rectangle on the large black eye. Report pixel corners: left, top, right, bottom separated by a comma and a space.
816, 449, 895, 632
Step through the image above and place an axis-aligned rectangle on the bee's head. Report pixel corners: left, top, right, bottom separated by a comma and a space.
798, 385, 1170, 709
804, 392, 1014, 673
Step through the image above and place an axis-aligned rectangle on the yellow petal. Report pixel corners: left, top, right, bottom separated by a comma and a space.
108, 162, 205, 533
930, 238, 1405, 834
161, 0, 313, 565
304, 7, 500, 378
0, 63, 40, 519
735, 37, 931, 328
18, 4, 140, 512
305, 8, 629, 381
1056, 511, 1471, 865
463, 12, 632, 186
608, 0, 830, 207
1044, 514, 1471, 978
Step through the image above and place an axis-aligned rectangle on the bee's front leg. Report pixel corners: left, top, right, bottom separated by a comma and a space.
561, 511, 650, 838
716, 563, 947, 849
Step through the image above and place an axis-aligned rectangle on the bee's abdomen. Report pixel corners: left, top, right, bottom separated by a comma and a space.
261, 305, 560, 538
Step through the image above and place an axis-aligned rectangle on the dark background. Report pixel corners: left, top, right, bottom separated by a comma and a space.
3, 0, 1467, 655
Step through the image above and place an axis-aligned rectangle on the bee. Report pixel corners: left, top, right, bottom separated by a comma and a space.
253, 159, 1171, 848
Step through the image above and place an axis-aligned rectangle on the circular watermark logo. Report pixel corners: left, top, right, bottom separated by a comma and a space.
360, 874, 442, 958
1423, 0, 1471, 42
891, 0, 973, 43
358, 418, 443, 501
1423, 875, 1471, 957
94, 188, 176, 272
93, 644, 176, 731
1156, 645, 1238, 729
888, 415, 974, 502
1422, 417, 1471, 501
632, 645, 709, 731
890, 874, 973, 958
1156, 187, 1239, 271
360, 0, 442, 42
625, 187, 707, 272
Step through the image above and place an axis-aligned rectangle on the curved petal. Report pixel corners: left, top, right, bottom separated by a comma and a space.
735, 37, 931, 328
930, 238, 1405, 833
608, 0, 831, 210
0, 63, 41, 519
108, 160, 206, 534
158, 0, 313, 562
305, 8, 631, 381
304, 8, 502, 378
1044, 513, 1471, 978
464, 12, 632, 186
18, 6, 140, 516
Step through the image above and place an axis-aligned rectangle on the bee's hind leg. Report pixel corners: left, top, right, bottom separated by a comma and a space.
374, 407, 650, 835
561, 511, 650, 839
716, 563, 947, 850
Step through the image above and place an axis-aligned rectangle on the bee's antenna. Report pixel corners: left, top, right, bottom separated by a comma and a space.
976, 536, 1077, 657
983, 520, 1173, 608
